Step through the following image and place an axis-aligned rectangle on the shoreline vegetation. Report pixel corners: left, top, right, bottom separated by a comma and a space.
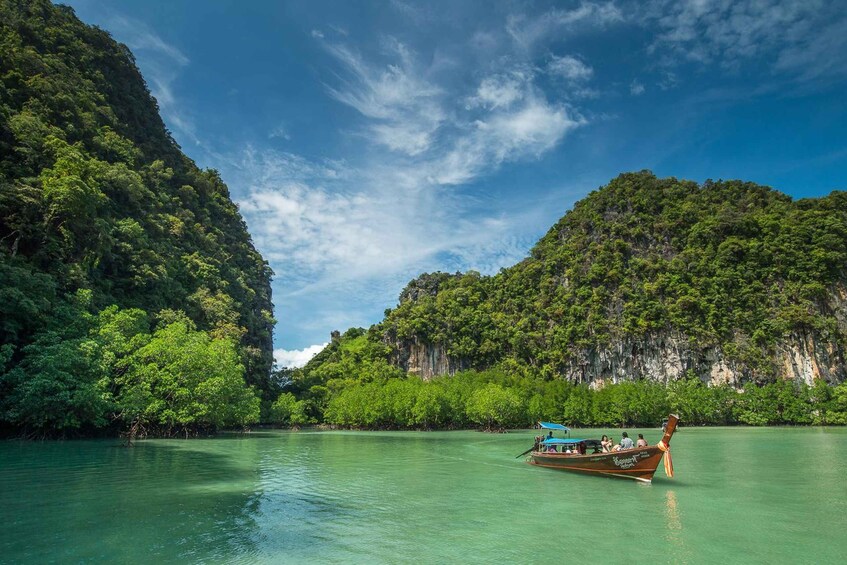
269, 369, 847, 433
6, 366, 847, 440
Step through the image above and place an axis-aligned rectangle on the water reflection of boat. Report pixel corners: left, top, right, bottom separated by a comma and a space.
524, 414, 679, 483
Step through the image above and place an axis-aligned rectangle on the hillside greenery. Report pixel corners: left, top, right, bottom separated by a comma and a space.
284, 172, 847, 428
380, 173, 847, 377
0, 0, 273, 437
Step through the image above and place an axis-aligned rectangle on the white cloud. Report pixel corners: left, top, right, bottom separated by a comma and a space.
327, 24, 349, 37
311, 29, 325, 39
467, 69, 531, 110
323, 38, 444, 155
548, 55, 593, 81
774, 16, 847, 82
322, 37, 584, 185
235, 147, 538, 285
658, 70, 678, 90
110, 16, 189, 66
507, 2, 624, 49
474, 74, 524, 109
236, 37, 586, 301
436, 95, 584, 185
630, 79, 645, 95
274, 343, 328, 368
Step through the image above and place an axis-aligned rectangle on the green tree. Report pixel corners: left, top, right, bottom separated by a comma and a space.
466, 383, 524, 430
116, 318, 260, 436
563, 385, 593, 426
0, 332, 111, 433
412, 385, 448, 428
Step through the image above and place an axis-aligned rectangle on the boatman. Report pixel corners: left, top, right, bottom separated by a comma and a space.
620, 432, 634, 450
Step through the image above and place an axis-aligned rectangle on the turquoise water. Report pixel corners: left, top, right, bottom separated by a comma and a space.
1, 427, 845, 564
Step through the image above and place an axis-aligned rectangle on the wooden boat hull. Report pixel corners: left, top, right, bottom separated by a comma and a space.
528, 446, 666, 483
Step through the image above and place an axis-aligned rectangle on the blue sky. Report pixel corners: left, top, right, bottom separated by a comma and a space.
63, 0, 847, 366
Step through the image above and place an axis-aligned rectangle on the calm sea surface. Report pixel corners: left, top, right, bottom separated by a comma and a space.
1, 427, 846, 564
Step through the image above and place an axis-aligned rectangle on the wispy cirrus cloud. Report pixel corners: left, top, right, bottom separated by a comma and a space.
434, 92, 583, 185
324, 38, 445, 156
268, 123, 291, 140
234, 21, 591, 349
235, 146, 542, 285
322, 37, 584, 185
641, 0, 847, 83
506, 1, 624, 49
467, 68, 532, 110
548, 54, 593, 81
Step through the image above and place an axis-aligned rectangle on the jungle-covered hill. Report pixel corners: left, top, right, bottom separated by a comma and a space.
283, 171, 847, 428
377, 171, 847, 385
0, 0, 274, 437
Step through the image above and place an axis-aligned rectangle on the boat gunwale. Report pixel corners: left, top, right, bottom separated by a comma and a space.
529, 444, 661, 460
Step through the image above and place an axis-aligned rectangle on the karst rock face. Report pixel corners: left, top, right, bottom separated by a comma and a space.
378, 172, 847, 386
388, 323, 847, 386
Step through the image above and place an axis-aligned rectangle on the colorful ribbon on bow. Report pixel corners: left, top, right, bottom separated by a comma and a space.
657, 440, 674, 478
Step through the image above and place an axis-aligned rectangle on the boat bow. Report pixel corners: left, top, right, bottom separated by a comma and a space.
657, 414, 679, 478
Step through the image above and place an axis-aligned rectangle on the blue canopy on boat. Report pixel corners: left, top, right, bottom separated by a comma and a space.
538, 422, 570, 431
541, 438, 584, 445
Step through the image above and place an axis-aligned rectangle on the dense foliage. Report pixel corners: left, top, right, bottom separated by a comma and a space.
380, 172, 847, 378
0, 0, 273, 436
287, 172, 847, 429
334, 375, 847, 429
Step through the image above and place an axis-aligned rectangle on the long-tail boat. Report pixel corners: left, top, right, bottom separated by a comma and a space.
522, 414, 679, 483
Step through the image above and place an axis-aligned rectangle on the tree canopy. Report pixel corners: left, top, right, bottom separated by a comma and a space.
0, 0, 273, 436
377, 172, 847, 381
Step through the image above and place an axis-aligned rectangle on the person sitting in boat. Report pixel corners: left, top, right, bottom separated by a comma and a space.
564, 446, 572, 454
619, 432, 634, 450
546, 444, 557, 453
600, 435, 612, 452
636, 434, 648, 448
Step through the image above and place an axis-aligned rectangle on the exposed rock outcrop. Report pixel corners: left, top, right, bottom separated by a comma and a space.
388, 335, 470, 380
388, 329, 846, 385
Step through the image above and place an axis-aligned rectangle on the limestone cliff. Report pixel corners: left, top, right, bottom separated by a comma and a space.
390, 325, 846, 386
